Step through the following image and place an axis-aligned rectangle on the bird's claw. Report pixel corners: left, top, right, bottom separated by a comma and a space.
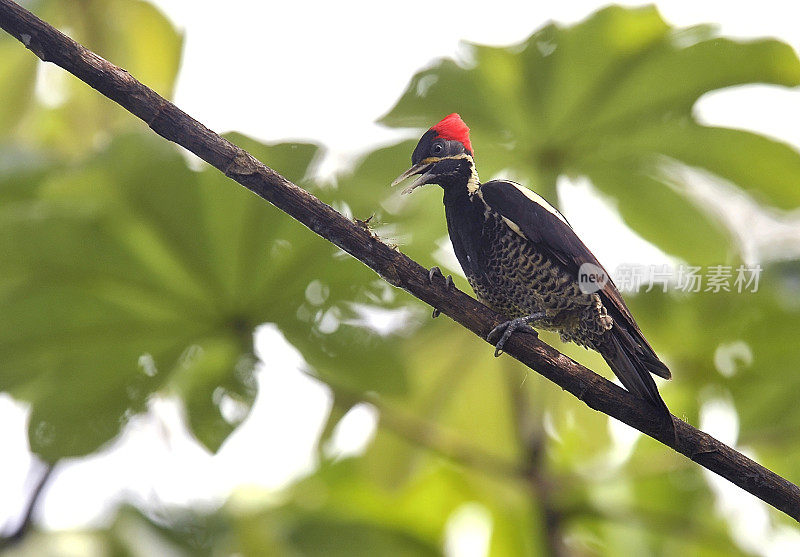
487, 317, 540, 357
428, 266, 454, 289
429, 266, 453, 319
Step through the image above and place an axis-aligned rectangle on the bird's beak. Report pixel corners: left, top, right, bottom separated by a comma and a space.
391, 160, 436, 195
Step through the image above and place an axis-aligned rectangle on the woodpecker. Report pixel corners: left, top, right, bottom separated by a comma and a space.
392, 113, 671, 413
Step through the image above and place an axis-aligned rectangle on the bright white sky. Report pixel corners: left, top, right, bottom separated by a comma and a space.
3, 1, 800, 554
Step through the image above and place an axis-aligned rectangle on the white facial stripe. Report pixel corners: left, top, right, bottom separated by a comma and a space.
424, 153, 480, 194
440, 153, 480, 193
420, 153, 473, 165
509, 182, 569, 226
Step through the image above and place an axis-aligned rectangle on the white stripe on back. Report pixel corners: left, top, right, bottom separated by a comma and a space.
507, 182, 570, 226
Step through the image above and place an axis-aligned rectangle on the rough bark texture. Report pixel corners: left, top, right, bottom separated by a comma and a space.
2, 0, 799, 522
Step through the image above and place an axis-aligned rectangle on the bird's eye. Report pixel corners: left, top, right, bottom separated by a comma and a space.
431, 142, 444, 155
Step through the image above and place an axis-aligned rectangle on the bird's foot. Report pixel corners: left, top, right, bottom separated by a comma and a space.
428, 266, 454, 289
429, 266, 453, 318
487, 312, 546, 357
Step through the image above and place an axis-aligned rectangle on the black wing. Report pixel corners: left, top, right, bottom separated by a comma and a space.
479, 180, 671, 382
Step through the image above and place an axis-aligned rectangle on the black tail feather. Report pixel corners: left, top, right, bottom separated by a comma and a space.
601, 323, 670, 415
613, 324, 671, 380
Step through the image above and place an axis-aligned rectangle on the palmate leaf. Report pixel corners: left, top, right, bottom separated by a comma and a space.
380, 4, 800, 264
0, 133, 413, 459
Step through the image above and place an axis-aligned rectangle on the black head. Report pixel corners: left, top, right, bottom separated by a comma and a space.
391, 114, 476, 195
410, 129, 470, 165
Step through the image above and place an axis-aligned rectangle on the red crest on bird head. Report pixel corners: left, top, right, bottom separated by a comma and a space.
431, 113, 472, 155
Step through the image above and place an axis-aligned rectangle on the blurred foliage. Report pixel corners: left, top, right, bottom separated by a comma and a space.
3, 2, 800, 556
1, 0, 181, 156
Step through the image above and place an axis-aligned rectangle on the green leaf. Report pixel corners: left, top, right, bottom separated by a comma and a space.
0, 134, 293, 456
0, 129, 425, 457
631, 124, 800, 209
584, 161, 733, 263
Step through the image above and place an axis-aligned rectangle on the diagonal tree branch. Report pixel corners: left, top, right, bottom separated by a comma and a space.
2, 0, 799, 522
